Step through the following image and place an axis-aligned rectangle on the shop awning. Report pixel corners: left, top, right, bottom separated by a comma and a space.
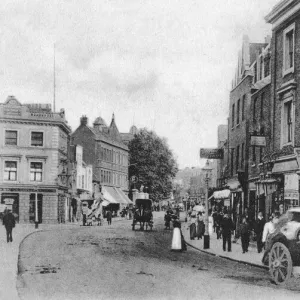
101, 186, 119, 204
272, 159, 298, 173
213, 189, 231, 199
115, 188, 133, 204
226, 180, 240, 191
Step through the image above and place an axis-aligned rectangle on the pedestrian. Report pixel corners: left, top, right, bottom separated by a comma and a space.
254, 211, 265, 253
106, 210, 112, 225
188, 216, 197, 240
215, 210, 223, 239
208, 211, 214, 236
3, 209, 16, 243
240, 216, 250, 253
221, 212, 234, 252
172, 217, 187, 252
262, 212, 279, 244
164, 211, 171, 230
196, 213, 205, 240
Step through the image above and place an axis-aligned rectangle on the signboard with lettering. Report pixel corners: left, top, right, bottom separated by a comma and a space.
250, 135, 266, 147
4, 198, 14, 205
200, 148, 224, 159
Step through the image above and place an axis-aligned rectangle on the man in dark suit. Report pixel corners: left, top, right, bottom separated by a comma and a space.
254, 211, 265, 253
3, 209, 16, 243
221, 212, 234, 252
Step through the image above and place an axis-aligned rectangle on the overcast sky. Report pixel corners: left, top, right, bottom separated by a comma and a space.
0, 0, 279, 168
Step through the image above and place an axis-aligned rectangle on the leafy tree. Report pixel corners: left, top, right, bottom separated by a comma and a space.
128, 129, 178, 201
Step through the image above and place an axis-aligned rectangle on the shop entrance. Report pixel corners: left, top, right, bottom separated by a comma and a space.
1, 194, 19, 222
29, 194, 43, 223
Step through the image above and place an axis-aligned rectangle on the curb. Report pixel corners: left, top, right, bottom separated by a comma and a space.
185, 240, 268, 271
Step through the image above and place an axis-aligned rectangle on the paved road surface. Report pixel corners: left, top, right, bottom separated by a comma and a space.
17, 213, 300, 300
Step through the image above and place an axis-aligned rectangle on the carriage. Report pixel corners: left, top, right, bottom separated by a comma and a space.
262, 208, 300, 285
132, 198, 153, 231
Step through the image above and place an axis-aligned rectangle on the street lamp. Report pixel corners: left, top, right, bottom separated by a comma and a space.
202, 160, 212, 249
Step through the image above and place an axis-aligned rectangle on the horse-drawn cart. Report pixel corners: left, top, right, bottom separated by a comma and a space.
132, 198, 153, 231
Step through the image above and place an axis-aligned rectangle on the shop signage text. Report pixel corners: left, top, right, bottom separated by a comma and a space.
200, 148, 224, 159
250, 135, 266, 147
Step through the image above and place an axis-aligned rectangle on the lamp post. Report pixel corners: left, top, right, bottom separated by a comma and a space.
35, 186, 39, 229
202, 160, 212, 249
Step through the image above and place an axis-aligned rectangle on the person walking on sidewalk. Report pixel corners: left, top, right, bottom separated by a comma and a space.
2, 209, 16, 243
106, 210, 112, 225
221, 212, 234, 252
240, 216, 250, 253
188, 216, 197, 240
254, 211, 265, 253
196, 213, 205, 240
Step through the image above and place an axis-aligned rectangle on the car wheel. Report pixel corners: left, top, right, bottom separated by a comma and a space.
269, 242, 293, 285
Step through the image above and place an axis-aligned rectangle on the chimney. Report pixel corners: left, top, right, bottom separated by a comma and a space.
80, 115, 88, 126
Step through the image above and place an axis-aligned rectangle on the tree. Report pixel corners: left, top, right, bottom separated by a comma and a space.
128, 129, 178, 201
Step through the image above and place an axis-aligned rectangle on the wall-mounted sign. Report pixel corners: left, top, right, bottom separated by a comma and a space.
200, 148, 224, 159
4, 198, 14, 205
250, 135, 266, 147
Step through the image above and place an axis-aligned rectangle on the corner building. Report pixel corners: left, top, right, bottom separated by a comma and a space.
266, 0, 300, 212
0, 96, 71, 223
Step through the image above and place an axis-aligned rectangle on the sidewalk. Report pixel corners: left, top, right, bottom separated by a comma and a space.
0, 222, 83, 300
181, 221, 267, 270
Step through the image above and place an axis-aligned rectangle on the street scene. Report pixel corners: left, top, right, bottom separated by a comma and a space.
1, 0, 300, 299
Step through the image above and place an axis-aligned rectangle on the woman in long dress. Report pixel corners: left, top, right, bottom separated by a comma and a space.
208, 212, 214, 236
196, 214, 205, 240
189, 216, 197, 240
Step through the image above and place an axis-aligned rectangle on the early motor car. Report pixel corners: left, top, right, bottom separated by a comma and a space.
263, 208, 300, 285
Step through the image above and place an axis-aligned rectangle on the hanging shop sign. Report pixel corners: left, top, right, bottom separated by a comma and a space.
200, 148, 224, 159
250, 135, 266, 147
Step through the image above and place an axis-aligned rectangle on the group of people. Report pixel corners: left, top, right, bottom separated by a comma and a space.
209, 208, 281, 254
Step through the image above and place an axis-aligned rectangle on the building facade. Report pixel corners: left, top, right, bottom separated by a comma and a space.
0, 96, 71, 223
228, 35, 268, 221
266, 0, 300, 213
71, 114, 131, 209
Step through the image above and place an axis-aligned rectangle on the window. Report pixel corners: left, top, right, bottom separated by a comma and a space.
286, 101, 293, 143
232, 104, 235, 128
283, 24, 295, 74
230, 149, 234, 176
264, 55, 270, 77
5, 130, 18, 145
253, 63, 257, 83
253, 98, 257, 122
31, 132, 43, 147
4, 161, 17, 181
236, 145, 240, 172
241, 143, 244, 169
252, 146, 256, 164
242, 95, 245, 121
260, 56, 263, 80
259, 147, 264, 163
237, 99, 240, 125
30, 162, 43, 182
260, 93, 264, 121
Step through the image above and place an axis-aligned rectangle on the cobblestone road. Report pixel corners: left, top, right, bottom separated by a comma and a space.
17, 213, 300, 300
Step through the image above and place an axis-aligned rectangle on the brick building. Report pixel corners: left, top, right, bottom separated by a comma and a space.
228, 35, 268, 219
216, 124, 228, 188
247, 41, 274, 219
71, 114, 132, 211
0, 96, 71, 224
265, 0, 300, 213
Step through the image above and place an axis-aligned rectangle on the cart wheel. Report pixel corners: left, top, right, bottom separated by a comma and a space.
269, 242, 293, 285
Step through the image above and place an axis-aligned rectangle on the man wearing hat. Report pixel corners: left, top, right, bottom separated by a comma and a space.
3, 209, 16, 243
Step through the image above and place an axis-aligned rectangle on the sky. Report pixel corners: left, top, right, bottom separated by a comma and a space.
0, 0, 279, 168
